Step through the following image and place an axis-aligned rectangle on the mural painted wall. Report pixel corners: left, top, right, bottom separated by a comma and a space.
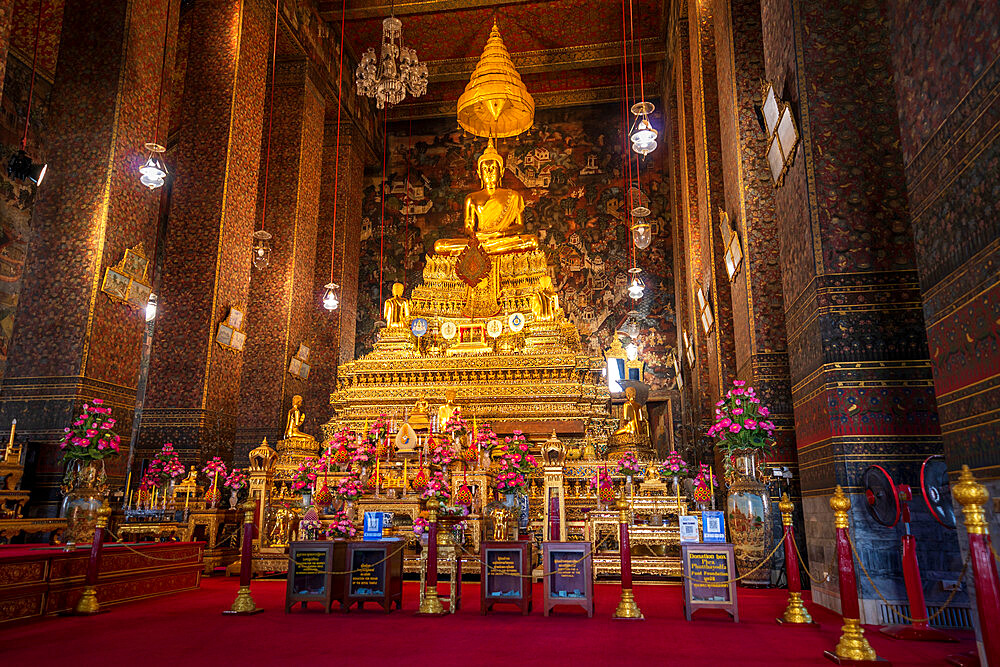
356, 102, 678, 391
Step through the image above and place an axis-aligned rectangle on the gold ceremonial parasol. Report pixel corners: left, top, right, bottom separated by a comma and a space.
457, 20, 534, 138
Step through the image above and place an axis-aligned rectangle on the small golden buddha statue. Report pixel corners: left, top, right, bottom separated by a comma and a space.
408, 396, 430, 431
433, 139, 538, 257
531, 275, 560, 320
437, 389, 460, 427
284, 395, 310, 440
383, 282, 410, 328
269, 505, 295, 548
613, 385, 651, 441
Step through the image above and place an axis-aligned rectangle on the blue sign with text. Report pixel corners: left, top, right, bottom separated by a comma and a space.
702, 510, 726, 543
363, 511, 384, 541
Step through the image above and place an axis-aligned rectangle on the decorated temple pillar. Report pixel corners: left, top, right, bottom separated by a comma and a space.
0, 0, 177, 513
233, 58, 326, 462
139, 0, 270, 466
711, 0, 798, 577
685, 0, 737, 403
758, 0, 960, 618
303, 120, 367, 436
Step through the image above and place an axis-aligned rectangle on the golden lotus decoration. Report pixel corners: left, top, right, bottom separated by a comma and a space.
457, 20, 534, 138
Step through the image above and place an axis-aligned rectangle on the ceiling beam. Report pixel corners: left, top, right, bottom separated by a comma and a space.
426, 38, 666, 83
319, 0, 563, 21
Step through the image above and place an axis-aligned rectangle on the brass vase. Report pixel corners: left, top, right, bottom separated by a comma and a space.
725, 449, 773, 587
61, 460, 109, 544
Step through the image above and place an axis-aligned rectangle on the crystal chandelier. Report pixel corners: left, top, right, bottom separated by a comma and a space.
355, 16, 428, 109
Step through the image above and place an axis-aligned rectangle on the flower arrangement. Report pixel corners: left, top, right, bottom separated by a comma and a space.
291, 458, 320, 492
322, 509, 355, 539
588, 468, 612, 491
58, 399, 122, 463
420, 470, 451, 504
202, 457, 228, 479
659, 451, 690, 479
351, 433, 376, 468
494, 431, 536, 494
428, 435, 455, 468
707, 380, 775, 455
328, 427, 355, 470
368, 415, 390, 444
616, 451, 642, 478
412, 517, 430, 536
475, 422, 501, 456
335, 474, 363, 501
299, 506, 323, 535
143, 443, 186, 487
443, 410, 469, 439
224, 468, 247, 490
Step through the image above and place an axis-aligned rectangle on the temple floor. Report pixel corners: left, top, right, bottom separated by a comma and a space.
2, 578, 975, 665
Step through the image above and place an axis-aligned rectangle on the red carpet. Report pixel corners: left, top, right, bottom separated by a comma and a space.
0, 578, 974, 666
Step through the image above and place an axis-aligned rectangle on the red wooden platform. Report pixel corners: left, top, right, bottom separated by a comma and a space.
0, 541, 204, 625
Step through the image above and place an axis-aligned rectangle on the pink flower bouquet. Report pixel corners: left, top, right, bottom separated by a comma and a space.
335, 474, 363, 501
58, 398, 122, 463
659, 451, 689, 479
495, 431, 536, 494
707, 380, 775, 455
616, 451, 642, 478
325, 510, 356, 539
291, 458, 320, 492
201, 457, 228, 479
224, 468, 247, 490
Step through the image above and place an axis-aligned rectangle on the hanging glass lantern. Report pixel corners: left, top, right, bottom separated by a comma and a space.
627, 267, 645, 301
322, 282, 341, 311
625, 341, 639, 361
252, 230, 272, 270
624, 310, 641, 340
630, 101, 658, 156
138, 142, 168, 190
628, 186, 652, 249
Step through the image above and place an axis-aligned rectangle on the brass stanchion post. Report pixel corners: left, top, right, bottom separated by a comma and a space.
417, 505, 445, 615
612, 496, 642, 619
224, 501, 263, 615
778, 492, 814, 625
74, 503, 111, 615
824, 486, 881, 663
953, 466, 1000, 666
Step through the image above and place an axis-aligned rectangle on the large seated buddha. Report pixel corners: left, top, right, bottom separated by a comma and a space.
433, 139, 538, 257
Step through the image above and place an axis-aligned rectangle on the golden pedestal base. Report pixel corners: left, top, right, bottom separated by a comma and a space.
776, 591, 816, 625
222, 585, 263, 615
416, 587, 446, 615
824, 618, 884, 664
73, 585, 100, 615
612, 588, 644, 620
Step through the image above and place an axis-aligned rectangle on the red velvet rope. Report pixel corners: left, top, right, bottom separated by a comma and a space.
329, 0, 346, 283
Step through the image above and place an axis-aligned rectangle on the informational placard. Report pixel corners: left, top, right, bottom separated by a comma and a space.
286, 541, 343, 613
363, 511, 384, 541
345, 541, 403, 612
681, 543, 738, 622
542, 542, 593, 617
679, 515, 700, 543
702, 510, 726, 543
481, 541, 532, 615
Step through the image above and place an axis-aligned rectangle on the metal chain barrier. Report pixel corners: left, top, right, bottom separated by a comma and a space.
678, 538, 785, 586
103, 528, 204, 562
848, 534, 970, 625
286, 544, 407, 576
791, 535, 828, 585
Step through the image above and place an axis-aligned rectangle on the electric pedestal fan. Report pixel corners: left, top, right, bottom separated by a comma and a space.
862, 459, 957, 642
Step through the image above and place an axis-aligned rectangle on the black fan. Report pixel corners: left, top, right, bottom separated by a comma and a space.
920, 455, 956, 530
863, 465, 901, 527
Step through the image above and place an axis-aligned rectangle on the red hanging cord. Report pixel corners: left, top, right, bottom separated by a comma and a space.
21, 0, 44, 149
632, 0, 646, 104
329, 0, 346, 282
378, 108, 388, 307
259, 0, 280, 232
152, 0, 171, 145
621, 0, 636, 271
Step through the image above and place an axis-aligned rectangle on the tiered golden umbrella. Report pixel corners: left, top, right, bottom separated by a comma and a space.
457, 20, 534, 138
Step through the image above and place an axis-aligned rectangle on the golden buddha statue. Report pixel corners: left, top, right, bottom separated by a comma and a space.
284, 395, 311, 440
437, 389, 460, 427
383, 282, 410, 328
433, 139, 538, 257
408, 396, 430, 431
530, 275, 560, 320
613, 385, 650, 442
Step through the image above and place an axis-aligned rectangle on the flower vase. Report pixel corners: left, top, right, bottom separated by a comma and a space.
725, 449, 773, 587
301, 491, 312, 508
343, 500, 355, 521
229, 489, 239, 508
61, 460, 109, 544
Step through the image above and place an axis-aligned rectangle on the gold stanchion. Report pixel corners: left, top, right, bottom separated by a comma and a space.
417, 506, 445, 615
825, 486, 880, 663
778, 493, 814, 625
225, 502, 263, 615
74, 504, 112, 615
612, 497, 643, 620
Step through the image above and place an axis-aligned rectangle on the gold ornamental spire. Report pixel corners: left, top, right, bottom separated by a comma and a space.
457, 20, 535, 138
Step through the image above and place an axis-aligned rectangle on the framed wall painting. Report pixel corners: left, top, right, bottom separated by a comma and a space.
122, 246, 149, 281
101, 268, 130, 301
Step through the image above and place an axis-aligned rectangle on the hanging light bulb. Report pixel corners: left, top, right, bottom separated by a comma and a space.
138, 143, 168, 190
630, 101, 658, 156
322, 282, 341, 311
625, 341, 639, 361
252, 230, 272, 270
627, 267, 645, 301
145, 292, 158, 321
